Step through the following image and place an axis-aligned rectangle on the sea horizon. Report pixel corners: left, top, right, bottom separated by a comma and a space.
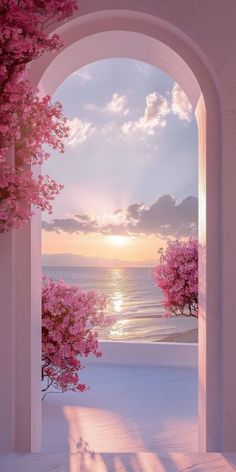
43, 264, 154, 269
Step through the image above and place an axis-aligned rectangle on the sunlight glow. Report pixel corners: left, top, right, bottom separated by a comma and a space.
63, 405, 144, 453
113, 292, 124, 313
107, 235, 130, 246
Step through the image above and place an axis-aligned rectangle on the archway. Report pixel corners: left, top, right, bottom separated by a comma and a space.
34, 16, 222, 452
3, 6, 225, 453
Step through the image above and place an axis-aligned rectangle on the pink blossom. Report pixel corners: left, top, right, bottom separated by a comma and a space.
42, 276, 109, 394
153, 239, 198, 317
0, 164, 63, 231
0, 0, 78, 232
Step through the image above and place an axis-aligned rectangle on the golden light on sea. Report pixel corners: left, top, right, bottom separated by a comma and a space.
113, 291, 123, 313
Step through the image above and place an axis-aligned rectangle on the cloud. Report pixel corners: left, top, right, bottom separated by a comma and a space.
66, 117, 95, 146
102, 196, 197, 238
85, 92, 129, 116
126, 203, 144, 220
42, 195, 198, 239
121, 86, 192, 137
42, 214, 99, 234
82, 86, 192, 144
135, 62, 152, 75
72, 69, 92, 82
122, 92, 170, 136
130, 195, 197, 237
171, 83, 192, 121
104, 93, 129, 114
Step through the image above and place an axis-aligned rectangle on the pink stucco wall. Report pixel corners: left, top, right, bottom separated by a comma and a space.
1, 0, 236, 453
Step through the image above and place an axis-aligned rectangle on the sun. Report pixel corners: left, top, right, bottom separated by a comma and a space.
107, 235, 129, 246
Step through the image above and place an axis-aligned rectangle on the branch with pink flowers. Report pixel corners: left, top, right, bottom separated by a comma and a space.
153, 239, 198, 318
0, 0, 78, 232
42, 276, 109, 397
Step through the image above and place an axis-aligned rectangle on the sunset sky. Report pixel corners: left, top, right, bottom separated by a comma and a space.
42, 58, 198, 266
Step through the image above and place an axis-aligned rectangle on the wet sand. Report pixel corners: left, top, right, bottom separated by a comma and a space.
158, 328, 198, 343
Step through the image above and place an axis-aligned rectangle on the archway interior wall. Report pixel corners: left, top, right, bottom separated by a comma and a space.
37, 30, 201, 109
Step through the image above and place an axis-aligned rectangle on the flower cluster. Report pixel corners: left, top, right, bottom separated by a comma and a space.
1, 81, 70, 165
0, 165, 63, 232
42, 276, 109, 394
153, 239, 198, 317
0, 0, 77, 232
0, 0, 77, 81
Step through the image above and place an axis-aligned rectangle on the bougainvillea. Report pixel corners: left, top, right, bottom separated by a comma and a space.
42, 276, 109, 395
0, 165, 63, 231
0, 0, 78, 231
153, 239, 198, 317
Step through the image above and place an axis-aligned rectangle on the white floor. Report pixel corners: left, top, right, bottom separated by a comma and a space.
42, 364, 198, 453
1, 452, 236, 472
2, 365, 236, 471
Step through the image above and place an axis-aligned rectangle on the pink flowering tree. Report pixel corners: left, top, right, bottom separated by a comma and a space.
0, 166, 63, 232
0, 0, 78, 232
153, 239, 198, 317
42, 276, 109, 395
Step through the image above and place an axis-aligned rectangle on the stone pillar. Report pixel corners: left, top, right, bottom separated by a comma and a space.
196, 94, 222, 452
14, 209, 42, 452
0, 146, 41, 451
221, 103, 236, 452
0, 148, 15, 451
0, 228, 15, 451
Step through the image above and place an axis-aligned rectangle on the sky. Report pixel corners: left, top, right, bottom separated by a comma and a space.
42, 58, 198, 266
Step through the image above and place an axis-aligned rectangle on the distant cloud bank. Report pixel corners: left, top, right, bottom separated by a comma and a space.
42, 194, 198, 239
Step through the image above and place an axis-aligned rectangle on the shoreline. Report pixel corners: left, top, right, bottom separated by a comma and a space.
100, 328, 198, 343
158, 328, 198, 343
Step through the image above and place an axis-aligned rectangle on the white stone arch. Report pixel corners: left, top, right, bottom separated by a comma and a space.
3, 3, 233, 454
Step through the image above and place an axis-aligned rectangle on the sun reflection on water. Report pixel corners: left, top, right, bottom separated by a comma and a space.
109, 319, 129, 338
113, 291, 123, 313
108, 268, 127, 338
110, 269, 125, 313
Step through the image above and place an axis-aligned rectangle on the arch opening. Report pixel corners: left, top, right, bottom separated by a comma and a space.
43, 55, 199, 341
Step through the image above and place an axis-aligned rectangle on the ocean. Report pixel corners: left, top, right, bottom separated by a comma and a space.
43, 266, 198, 342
